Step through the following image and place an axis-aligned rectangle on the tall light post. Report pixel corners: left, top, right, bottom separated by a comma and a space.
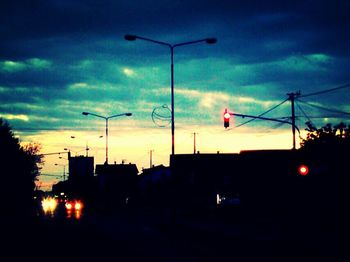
124, 34, 217, 155
82, 112, 132, 164
70, 135, 103, 156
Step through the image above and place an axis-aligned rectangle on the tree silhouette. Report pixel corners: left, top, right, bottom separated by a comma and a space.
301, 121, 350, 153
0, 118, 43, 219
298, 122, 349, 243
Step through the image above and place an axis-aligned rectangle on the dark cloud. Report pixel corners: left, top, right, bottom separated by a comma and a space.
1, 0, 349, 64
1, 0, 349, 134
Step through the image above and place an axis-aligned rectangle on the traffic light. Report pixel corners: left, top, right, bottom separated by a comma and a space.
224, 108, 230, 128
297, 164, 309, 176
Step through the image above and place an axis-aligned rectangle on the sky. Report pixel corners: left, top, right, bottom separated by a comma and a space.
1, 0, 350, 190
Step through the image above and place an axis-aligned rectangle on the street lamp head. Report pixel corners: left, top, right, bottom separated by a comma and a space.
125, 113, 132, 116
205, 38, 217, 44
124, 34, 137, 41
82, 112, 89, 116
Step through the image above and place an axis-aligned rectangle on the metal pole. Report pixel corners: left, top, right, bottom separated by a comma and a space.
105, 118, 108, 164
125, 35, 216, 156
170, 46, 175, 156
193, 132, 196, 154
290, 93, 296, 150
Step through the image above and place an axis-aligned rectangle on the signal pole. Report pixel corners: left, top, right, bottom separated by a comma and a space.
225, 92, 301, 150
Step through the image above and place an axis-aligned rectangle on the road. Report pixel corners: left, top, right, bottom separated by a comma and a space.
3, 207, 343, 261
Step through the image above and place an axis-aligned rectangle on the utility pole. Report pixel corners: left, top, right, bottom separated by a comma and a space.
150, 149, 154, 168
193, 132, 198, 154
287, 91, 300, 150
85, 142, 89, 157
227, 112, 300, 149
225, 91, 301, 151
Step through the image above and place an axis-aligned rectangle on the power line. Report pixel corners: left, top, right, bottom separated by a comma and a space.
296, 115, 350, 119
299, 83, 350, 98
235, 98, 289, 128
40, 174, 62, 178
296, 101, 313, 124
40, 151, 70, 156
297, 99, 350, 116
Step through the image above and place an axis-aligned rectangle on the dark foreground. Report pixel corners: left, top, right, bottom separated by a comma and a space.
3, 207, 345, 261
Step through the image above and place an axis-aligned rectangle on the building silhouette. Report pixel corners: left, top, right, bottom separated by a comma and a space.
136, 164, 171, 207
95, 162, 138, 209
52, 155, 96, 208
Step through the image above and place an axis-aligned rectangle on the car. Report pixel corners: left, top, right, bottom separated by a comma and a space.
65, 199, 84, 219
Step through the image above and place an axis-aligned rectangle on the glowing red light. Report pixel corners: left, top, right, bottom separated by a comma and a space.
224, 109, 231, 128
298, 164, 309, 176
224, 108, 231, 119
74, 201, 82, 210
65, 202, 73, 210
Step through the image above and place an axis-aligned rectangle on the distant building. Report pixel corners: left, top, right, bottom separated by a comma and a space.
95, 162, 139, 207
139, 164, 170, 187
136, 165, 171, 207
68, 155, 94, 181
170, 149, 339, 221
170, 152, 240, 208
52, 155, 96, 203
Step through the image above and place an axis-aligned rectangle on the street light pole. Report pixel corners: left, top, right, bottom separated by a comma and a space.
125, 34, 217, 155
82, 112, 132, 164
70, 135, 103, 157
170, 46, 175, 156
105, 117, 108, 164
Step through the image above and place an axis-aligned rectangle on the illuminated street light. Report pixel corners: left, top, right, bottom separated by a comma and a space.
125, 34, 217, 155
82, 111, 132, 164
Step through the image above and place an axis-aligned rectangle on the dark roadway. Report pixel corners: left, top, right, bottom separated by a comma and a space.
3, 207, 344, 262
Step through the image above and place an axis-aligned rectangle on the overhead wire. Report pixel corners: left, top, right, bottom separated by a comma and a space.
299, 83, 350, 98
235, 98, 289, 128
225, 83, 349, 142
296, 100, 314, 125
297, 99, 350, 116
40, 174, 62, 177
296, 115, 350, 119
295, 83, 350, 126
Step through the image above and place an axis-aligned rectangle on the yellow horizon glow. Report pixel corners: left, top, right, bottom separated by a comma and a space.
23, 125, 305, 191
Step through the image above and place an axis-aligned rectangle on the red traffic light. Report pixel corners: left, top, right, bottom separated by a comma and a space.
224, 108, 231, 128
298, 164, 309, 176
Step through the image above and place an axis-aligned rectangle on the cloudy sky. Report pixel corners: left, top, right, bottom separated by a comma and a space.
1, 0, 350, 190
